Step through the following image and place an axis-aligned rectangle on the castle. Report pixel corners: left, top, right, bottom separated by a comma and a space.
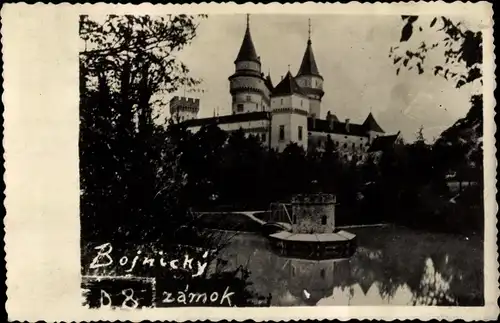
170, 15, 399, 159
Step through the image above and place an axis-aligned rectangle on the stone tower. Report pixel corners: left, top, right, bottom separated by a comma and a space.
228, 14, 272, 114
169, 96, 200, 122
294, 19, 324, 118
270, 71, 310, 152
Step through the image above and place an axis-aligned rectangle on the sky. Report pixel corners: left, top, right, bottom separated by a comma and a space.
168, 14, 482, 142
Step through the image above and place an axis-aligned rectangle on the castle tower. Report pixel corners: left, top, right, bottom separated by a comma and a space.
270, 71, 310, 152
229, 14, 272, 114
294, 19, 324, 118
169, 96, 200, 122
362, 112, 385, 143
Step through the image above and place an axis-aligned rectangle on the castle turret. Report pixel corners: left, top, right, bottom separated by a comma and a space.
362, 112, 385, 143
229, 14, 271, 114
294, 19, 324, 118
270, 71, 309, 152
264, 71, 274, 92
169, 96, 200, 122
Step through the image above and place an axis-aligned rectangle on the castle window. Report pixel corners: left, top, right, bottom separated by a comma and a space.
352, 143, 355, 149
262, 133, 266, 142
298, 126, 303, 141
280, 98, 283, 105
320, 269, 325, 279
343, 143, 347, 148
246, 95, 251, 102
360, 143, 363, 149
301, 100, 303, 107
237, 104, 244, 112
321, 215, 327, 225
279, 125, 285, 141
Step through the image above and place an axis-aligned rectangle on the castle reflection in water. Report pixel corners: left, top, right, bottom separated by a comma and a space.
215, 226, 483, 306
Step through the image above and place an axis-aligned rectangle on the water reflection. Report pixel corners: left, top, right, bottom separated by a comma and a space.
215, 226, 483, 306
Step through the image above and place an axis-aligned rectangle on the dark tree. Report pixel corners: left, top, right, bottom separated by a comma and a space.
390, 15, 482, 89
79, 14, 205, 242
386, 16, 484, 234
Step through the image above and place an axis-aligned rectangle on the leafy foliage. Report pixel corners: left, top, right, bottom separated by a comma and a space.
79, 14, 205, 243
389, 15, 482, 89
386, 16, 484, 234
163, 123, 482, 234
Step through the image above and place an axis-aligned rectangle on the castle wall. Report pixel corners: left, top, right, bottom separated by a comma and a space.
270, 113, 292, 152
169, 96, 200, 121
309, 131, 370, 159
171, 110, 198, 122
271, 94, 309, 111
291, 194, 336, 234
295, 75, 323, 92
187, 119, 271, 145
230, 76, 268, 92
309, 99, 321, 118
270, 94, 309, 152
367, 130, 384, 144
235, 61, 261, 72
232, 92, 267, 113
230, 75, 271, 114
188, 119, 270, 133
290, 113, 308, 150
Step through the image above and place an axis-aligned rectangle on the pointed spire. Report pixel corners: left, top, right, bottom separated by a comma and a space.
297, 18, 321, 77
265, 69, 274, 91
363, 112, 385, 133
308, 18, 312, 43
235, 14, 260, 63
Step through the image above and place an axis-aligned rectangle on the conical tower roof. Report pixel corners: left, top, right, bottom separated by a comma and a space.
297, 39, 321, 77
362, 112, 385, 133
297, 20, 321, 77
272, 71, 306, 97
235, 15, 260, 64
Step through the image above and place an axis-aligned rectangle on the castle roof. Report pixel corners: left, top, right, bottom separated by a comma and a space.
368, 133, 400, 152
272, 71, 307, 97
297, 39, 321, 77
362, 112, 385, 133
181, 111, 270, 128
264, 73, 274, 91
307, 117, 368, 137
235, 16, 260, 64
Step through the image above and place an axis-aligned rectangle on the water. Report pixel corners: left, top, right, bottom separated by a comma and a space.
215, 226, 484, 306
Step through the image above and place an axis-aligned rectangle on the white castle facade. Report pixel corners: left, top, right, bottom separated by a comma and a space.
170, 16, 399, 159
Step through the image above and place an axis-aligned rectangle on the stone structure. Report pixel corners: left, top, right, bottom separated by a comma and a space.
169, 96, 200, 122
291, 194, 336, 234
176, 15, 397, 157
285, 258, 336, 305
